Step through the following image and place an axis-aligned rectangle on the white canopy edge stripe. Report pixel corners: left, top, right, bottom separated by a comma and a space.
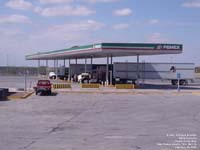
27, 48, 103, 59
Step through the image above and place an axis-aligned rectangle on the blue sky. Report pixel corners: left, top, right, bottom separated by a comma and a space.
0, 0, 200, 66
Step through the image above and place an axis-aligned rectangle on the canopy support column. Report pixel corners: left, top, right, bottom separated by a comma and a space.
85, 57, 87, 73
137, 54, 140, 80
91, 57, 93, 75
68, 58, 71, 81
74, 58, 78, 82
38, 59, 40, 77
46, 60, 48, 67
55, 59, 58, 80
53, 59, 56, 72
46, 60, 48, 76
75, 58, 77, 75
64, 59, 66, 68
110, 55, 113, 85
63, 59, 66, 80
106, 56, 109, 85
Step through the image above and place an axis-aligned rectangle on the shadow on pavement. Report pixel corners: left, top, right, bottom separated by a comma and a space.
139, 84, 200, 90
37, 92, 58, 96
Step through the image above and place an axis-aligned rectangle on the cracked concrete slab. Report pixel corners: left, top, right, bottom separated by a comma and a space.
0, 92, 200, 150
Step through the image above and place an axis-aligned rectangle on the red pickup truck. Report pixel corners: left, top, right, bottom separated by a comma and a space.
34, 80, 52, 95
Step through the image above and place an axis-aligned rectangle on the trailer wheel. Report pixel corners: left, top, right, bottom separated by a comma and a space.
180, 80, 187, 86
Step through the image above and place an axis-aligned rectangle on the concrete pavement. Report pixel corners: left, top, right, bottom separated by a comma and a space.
0, 92, 199, 150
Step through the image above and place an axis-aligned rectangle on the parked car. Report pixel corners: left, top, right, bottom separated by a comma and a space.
77, 73, 90, 83
49, 72, 56, 79
34, 80, 52, 95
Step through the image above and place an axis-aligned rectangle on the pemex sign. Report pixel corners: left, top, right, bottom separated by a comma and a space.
155, 44, 182, 50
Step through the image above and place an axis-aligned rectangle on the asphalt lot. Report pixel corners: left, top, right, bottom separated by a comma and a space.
0, 76, 38, 90
0, 76, 200, 150
0, 92, 200, 150
0, 76, 200, 91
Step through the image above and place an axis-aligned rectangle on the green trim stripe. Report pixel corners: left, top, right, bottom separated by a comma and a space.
26, 44, 100, 58
26, 43, 183, 59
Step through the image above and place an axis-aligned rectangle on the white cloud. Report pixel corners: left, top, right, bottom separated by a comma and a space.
39, 0, 73, 4
113, 8, 132, 16
0, 14, 31, 24
44, 0, 121, 4
34, 6, 43, 13
37, 5, 95, 17
113, 23, 130, 30
86, 0, 119, 3
182, 0, 200, 8
0, 20, 105, 66
50, 20, 105, 31
5, 0, 33, 10
0, 27, 22, 36
0, 26, 32, 66
166, 21, 200, 27
148, 19, 160, 25
146, 33, 169, 43
31, 20, 105, 42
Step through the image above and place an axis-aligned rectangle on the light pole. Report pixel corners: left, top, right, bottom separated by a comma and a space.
6, 54, 8, 66
6, 54, 9, 74
24, 69, 29, 92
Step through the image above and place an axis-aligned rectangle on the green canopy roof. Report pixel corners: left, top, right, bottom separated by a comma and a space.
26, 43, 183, 60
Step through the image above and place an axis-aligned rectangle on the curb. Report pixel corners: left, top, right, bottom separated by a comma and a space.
61, 91, 165, 95
192, 91, 200, 96
7, 91, 34, 100
60, 90, 199, 95
21, 91, 34, 99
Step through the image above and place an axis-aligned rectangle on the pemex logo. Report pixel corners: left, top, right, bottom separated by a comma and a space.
156, 45, 163, 50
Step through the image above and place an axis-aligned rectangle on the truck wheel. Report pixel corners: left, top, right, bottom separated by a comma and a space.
180, 80, 187, 86
48, 91, 52, 95
171, 80, 178, 85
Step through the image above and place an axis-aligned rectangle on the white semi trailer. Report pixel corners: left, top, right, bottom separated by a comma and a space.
113, 62, 195, 85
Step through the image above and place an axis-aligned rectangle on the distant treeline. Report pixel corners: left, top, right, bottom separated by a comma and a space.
0, 66, 54, 76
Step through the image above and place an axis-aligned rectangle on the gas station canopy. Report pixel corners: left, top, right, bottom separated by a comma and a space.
26, 43, 183, 60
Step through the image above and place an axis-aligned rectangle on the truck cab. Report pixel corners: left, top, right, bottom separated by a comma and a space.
34, 80, 52, 95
